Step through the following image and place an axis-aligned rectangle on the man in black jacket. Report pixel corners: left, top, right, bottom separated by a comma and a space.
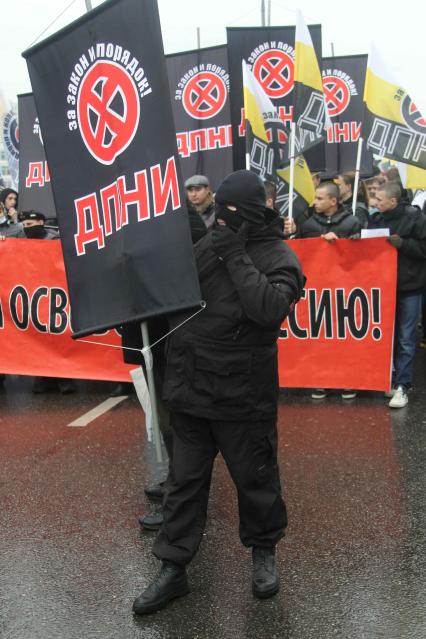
298, 182, 361, 401
369, 182, 426, 408
133, 170, 304, 615
299, 182, 362, 240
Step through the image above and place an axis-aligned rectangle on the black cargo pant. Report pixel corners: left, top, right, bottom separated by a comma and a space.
153, 411, 287, 566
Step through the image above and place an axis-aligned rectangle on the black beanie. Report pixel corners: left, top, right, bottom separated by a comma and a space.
215, 170, 266, 225
0, 188, 18, 206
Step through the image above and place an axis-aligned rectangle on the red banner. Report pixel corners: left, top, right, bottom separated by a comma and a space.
0, 239, 134, 381
279, 238, 397, 391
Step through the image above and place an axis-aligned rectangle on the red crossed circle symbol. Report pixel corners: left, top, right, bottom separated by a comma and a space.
253, 49, 294, 99
401, 96, 426, 133
77, 60, 140, 165
182, 71, 226, 120
322, 75, 350, 117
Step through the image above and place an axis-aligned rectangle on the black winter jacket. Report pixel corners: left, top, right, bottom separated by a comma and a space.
299, 206, 362, 238
342, 197, 369, 229
368, 204, 426, 293
163, 210, 305, 421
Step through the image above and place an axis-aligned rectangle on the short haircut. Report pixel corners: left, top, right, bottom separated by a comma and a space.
317, 181, 340, 200
377, 181, 402, 201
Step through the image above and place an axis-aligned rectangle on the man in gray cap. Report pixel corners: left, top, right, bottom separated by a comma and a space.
185, 174, 215, 231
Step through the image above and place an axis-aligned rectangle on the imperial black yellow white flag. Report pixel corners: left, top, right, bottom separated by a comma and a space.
242, 60, 285, 181
396, 162, 426, 190
292, 10, 331, 154
363, 45, 426, 169
276, 155, 315, 218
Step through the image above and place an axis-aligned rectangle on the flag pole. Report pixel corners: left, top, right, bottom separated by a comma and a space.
288, 121, 296, 220
352, 137, 363, 216
140, 321, 163, 463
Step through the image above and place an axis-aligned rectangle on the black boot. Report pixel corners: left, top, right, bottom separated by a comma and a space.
132, 560, 189, 615
138, 510, 164, 531
252, 546, 279, 599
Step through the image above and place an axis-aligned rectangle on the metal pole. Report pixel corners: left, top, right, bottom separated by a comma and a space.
197, 27, 201, 49
288, 122, 296, 220
267, 0, 271, 26
352, 137, 363, 216
85, 0, 93, 11
331, 42, 335, 57
261, 0, 265, 26
141, 321, 163, 463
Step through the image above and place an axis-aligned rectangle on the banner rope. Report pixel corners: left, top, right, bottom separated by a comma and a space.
77, 301, 207, 357
28, 0, 79, 47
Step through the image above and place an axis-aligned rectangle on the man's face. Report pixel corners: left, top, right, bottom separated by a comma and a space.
335, 176, 351, 199
375, 191, 397, 213
22, 219, 44, 228
5, 193, 17, 210
186, 185, 210, 207
314, 188, 337, 216
367, 181, 379, 198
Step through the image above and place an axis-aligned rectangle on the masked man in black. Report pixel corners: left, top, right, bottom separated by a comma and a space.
133, 170, 304, 614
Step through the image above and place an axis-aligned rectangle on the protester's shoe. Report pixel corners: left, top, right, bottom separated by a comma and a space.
59, 380, 77, 395
389, 385, 408, 408
252, 546, 279, 599
384, 387, 396, 398
419, 338, 426, 349
139, 510, 164, 531
110, 382, 133, 397
341, 389, 357, 400
144, 482, 165, 502
311, 388, 327, 400
132, 560, 189, 615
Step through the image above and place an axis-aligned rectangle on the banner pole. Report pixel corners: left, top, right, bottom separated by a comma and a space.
288, 121, 296, 220
352, 137, 363, 216
84, 0, 93, 10
140, 321, 163, 463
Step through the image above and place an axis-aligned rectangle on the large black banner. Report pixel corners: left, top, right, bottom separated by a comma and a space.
23, 0, 201, 338
166, 45, 233, 191
227, 25, 324, 173
322, 55, 373, 177
18, 93, 57, 221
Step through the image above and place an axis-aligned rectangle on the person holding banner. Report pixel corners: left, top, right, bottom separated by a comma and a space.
133, 170, 304, 615
370, 182, 426, 408
297, 182, 362, 401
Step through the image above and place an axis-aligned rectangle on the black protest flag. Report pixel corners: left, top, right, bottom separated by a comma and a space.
227, 25, 325, 173
18, 93, 57, 221
166, 45, 233, 191
322, 55, 373, 176
23, 0, 201, 338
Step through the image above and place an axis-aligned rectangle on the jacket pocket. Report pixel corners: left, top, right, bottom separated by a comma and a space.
193, 347, 253, 406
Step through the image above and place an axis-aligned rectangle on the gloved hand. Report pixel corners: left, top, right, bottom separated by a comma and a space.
211, 222, 247, 261
387, 234, 403, 249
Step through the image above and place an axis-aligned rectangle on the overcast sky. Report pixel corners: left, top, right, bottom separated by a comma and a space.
2, 0, 426, 116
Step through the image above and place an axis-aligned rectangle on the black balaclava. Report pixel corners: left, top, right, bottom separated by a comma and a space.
24, 226, 47, 239
215, 170, 266, 230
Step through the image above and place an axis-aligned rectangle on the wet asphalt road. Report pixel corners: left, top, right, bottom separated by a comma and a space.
0, 356, 425, 639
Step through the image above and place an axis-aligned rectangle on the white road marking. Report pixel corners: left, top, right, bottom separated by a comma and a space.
67, 396, 128, 428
